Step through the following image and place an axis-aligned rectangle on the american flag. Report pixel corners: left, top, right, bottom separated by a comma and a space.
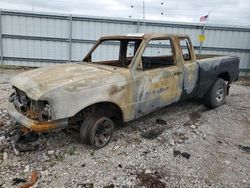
200, 15, 208, 22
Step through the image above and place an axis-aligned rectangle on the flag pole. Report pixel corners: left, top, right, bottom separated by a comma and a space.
199, 11, 210, 54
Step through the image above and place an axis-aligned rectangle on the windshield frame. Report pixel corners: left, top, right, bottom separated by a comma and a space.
82, 37, 143, 69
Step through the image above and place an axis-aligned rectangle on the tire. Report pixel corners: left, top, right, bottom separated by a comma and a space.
204, 78, 227, 109
80, 114, 114, 149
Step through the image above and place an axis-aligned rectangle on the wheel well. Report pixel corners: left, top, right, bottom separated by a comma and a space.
69, 102, 123, 127
217, 72, 230, 82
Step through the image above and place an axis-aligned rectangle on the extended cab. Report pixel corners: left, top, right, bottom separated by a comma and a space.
8, 33, 240, 148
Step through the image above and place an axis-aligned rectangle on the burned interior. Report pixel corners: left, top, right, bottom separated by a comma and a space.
141, 38, 175, 70
83, 36, 176, 70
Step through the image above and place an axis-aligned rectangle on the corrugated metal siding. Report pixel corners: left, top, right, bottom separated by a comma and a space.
72, 20, 138, 40
71, 43, 93, 61
3, 38, 68, 60
0, 10, 249, 74
2, 15, 69, 38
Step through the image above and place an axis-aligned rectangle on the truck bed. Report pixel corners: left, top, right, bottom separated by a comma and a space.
196, 54, 224, 60
195, 55, 240, 98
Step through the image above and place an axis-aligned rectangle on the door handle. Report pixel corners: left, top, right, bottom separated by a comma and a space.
174, 71, 182, 76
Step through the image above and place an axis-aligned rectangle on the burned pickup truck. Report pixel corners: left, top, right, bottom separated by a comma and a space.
8, 33, 239, 148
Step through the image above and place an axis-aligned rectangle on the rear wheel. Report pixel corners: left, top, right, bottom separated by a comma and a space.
204, 78, 227, 109
80, 114, 114, 149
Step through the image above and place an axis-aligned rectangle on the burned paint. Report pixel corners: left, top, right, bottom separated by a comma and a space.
8, 33, 240, 133
108, 85, 126, 95
196, 56, 239, 97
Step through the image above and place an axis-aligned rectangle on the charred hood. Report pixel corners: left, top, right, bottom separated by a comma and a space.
10, 63, 124, 100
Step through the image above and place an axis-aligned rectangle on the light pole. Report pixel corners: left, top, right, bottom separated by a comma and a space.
130, 1, 166, 32
160, 2, 164, 16
143, 0, 145, 28
130, 1, 146, 32
129, 5, 133, 19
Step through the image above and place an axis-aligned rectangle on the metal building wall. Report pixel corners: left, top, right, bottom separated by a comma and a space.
0, 10, 249, 74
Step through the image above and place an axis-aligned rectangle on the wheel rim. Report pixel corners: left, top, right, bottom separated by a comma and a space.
92, 117, 113, 148
215, 85, 224, 103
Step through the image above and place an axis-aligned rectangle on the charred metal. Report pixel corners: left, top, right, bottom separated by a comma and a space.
9, 87, 53, 122
7, 33, 239, 144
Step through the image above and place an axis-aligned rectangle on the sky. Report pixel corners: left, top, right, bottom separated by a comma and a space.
0, 0, 250, 26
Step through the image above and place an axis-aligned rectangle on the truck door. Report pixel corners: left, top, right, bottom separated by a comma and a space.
178, 37, 199, 97
134, 37, 183, 117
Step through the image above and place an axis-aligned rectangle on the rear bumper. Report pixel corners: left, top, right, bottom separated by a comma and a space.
7, 104, 68, 132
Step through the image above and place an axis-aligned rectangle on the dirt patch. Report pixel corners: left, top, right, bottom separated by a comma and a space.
189, 111, 202, 122
155, 119, 167, 125
141, 127, 165, 140
236, 76, 250, 86
103, 184, 115, 188
137, 171, 166, 188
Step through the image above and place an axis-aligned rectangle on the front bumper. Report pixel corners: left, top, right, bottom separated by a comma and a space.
7, 104, 68, 132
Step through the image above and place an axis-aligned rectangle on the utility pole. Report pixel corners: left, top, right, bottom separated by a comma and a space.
142, 0, 145, 31
130, 1, 146, 32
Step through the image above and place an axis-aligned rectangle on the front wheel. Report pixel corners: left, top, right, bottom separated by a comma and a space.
80, 114, 114, 149
204, 78, 227, 109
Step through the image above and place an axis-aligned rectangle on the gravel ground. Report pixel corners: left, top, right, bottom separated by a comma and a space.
0, 68, 250, 188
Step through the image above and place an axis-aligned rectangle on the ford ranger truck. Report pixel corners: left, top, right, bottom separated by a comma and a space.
8, 33, 240, 148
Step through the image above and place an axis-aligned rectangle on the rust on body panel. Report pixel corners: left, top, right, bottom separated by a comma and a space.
30, 122, 58, 132
134, 65, 183, 117
108, 85, 126, 95
25, 109, 40, 120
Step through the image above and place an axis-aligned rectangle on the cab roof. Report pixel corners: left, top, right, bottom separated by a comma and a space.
99, 33, 189, 40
